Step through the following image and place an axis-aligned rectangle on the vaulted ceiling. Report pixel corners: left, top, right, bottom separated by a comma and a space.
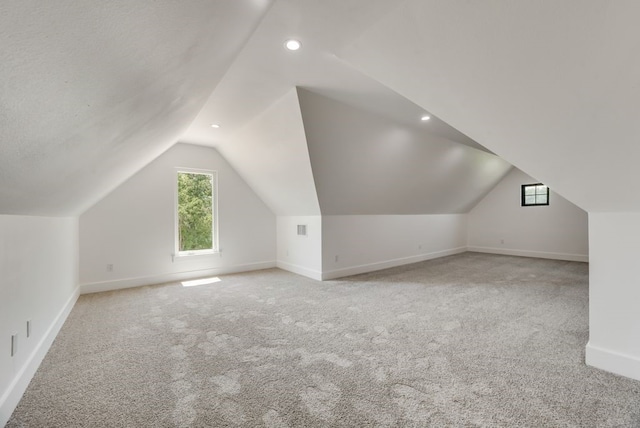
0, 0, 273, 215
298, 89, 510, 215
5, 0, 633, 217
340, 0, 640, 213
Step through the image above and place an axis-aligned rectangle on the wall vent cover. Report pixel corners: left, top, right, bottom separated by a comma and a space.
297, 225, 307, 236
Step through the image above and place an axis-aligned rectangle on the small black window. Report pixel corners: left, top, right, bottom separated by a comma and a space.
521, 183, 549, 206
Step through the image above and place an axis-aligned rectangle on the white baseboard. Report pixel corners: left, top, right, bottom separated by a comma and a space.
467, 246, 588, 263
586, 342, 640, 381
80, 261, 277, 294
276, 261, 323, 281
321, 246, 467, 280
0, 286, 79, 427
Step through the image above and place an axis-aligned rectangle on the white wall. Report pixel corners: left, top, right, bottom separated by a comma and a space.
322, 215, 467, 280
0, 216, 79, 426
79, 143, 276, 293
587, 213, 640, 381
468, 168, 588, 262
276, 216, 322, 280
342, 0, 640, 383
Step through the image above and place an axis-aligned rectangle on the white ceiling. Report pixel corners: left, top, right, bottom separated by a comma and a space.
0, 0, 273, 215
1, 0, 527, 218
299, 89, 511, 215
341, 0, 640, 212
181, 0, 488, 153
226, 89, 320, 216
178, 0, 501, 217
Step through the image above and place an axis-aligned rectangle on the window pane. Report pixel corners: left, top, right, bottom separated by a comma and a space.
536, 194, 548, 204
524, 186, 536, 195
178, 172, 213, 252
525, 195, 536, 205
536, 185, 547, 195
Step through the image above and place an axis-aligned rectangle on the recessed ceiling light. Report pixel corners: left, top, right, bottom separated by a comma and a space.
210, 124, 220, 128
421, 115, 431, 121
285, 39, 301, 51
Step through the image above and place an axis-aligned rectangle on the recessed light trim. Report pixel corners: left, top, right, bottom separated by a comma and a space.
210, 124, 220, 128
285, 39, 301, 51
421, 115, 431, 121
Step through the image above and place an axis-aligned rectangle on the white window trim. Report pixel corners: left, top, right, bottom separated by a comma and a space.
174, 167, 219, 258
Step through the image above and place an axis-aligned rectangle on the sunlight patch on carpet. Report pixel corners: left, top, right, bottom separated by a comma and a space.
182, 277, 221, 287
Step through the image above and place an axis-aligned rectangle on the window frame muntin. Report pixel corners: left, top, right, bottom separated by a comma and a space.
521, 183, 549, 207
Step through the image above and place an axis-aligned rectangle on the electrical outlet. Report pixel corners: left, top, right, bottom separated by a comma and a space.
418, 244, 422, 250
500, 239, 505, 245
26, 320, 31, 338
11, 334, 17, 357
335, 255, 339, 263
107, 264, 114, 272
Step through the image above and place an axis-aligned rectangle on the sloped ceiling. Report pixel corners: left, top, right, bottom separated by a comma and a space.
340, 0, 640, 212
0, 0, 273, 216
181, 0, 401, 147
225, 89, 320, 216
2, 0, 524, 219
298, 89, 511, 215
179, 0, 504, 217
181, 0, 489, 156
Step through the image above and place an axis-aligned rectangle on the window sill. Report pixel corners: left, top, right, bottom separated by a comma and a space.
173, 250, 220, 262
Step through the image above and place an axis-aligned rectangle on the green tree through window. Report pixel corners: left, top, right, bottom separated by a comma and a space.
177, 172, 214, 252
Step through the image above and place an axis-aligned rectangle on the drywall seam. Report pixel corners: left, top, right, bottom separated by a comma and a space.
321, 247, 467, 280
467, 246, 588, 263
276, 261, 323, 281
586, 342, 640, 382
0, 286, 80, 427
80, 261, 276, 294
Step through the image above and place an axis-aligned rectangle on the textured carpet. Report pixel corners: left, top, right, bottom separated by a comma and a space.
7, 253, 640, 427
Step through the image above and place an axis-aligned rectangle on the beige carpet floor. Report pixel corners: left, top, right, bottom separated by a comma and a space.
7, 252, 640, 427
